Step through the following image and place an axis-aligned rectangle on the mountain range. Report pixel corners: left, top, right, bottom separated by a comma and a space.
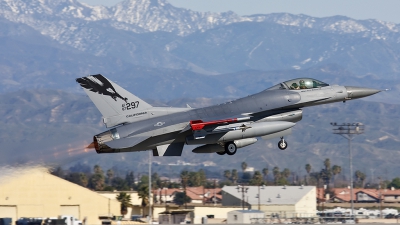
0, 0, 399, 179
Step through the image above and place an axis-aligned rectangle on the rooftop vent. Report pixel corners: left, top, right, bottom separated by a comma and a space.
277, 194, 281, 198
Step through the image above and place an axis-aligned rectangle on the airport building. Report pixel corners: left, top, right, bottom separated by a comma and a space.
222, 185, 317, 217
0, 167, 120, 224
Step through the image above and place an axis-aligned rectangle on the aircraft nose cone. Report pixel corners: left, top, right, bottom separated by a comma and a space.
345, 86, 381, 99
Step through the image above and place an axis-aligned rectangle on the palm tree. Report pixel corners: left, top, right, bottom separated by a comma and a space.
116, 192, 131, 216
355, 170, 367, 188
138, 185, 149, 217
272, 166, 280, 185
231, 169, 238, 184
282, 168, 291, 179
198, 169, 207, 184
250, 171, 263, 185
305, 164, 312, 185
262, 168, 269, 184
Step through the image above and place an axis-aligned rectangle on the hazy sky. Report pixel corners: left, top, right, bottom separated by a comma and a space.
80, 0, 400, 23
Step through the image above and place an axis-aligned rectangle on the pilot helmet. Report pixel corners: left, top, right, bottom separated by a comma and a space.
299, 80, 305, 85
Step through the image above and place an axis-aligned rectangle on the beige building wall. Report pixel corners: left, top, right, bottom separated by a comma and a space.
294, 187, 317, 217
98, 191, 143, 219
193, 206, 240, 224
0, 167, 120, 224
259, 204, 296, 216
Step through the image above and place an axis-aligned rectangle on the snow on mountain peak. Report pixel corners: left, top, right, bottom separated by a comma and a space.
1, 0, 400, 51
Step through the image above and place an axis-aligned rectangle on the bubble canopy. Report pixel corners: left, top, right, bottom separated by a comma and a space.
267, 78, 329, 90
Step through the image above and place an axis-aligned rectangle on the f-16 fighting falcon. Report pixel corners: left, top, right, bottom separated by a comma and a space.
76, 74, 380, 156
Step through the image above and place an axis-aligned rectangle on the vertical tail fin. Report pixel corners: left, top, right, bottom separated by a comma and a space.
76, 74, 152, 127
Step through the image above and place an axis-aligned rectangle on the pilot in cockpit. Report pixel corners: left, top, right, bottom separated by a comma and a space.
290, 83, 299, 89
299, 80, 307, 89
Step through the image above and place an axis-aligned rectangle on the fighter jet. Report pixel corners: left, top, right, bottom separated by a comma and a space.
76, 74, 380, 156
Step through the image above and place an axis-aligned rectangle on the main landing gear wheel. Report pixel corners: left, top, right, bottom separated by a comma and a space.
216, 151, 226, 155
225, 142, 237, 155
278, 137, 288, 150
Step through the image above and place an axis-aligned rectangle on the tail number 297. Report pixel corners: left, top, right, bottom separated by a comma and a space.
122, 101, 140, 111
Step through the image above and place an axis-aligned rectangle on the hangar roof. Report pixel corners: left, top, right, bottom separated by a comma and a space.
222, 185, 315, 205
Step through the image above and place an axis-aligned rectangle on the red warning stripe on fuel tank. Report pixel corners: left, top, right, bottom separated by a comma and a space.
190, 118, 238, 131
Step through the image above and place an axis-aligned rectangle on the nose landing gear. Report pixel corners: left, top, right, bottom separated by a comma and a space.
278, 137, 288, 150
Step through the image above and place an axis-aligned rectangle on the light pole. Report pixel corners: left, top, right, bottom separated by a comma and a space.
331, 122, 364, 218
237, 185, 248, 210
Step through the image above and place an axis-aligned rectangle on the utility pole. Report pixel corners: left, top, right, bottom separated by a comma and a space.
148, 150, 152, 223
331, 122, 364, 218
236, 185, 248, 210
257, 184, 265, 211
182, 176, 189, 209
213, 179, 217, 206
258, 185, 260, 210
379, 177, 383, 218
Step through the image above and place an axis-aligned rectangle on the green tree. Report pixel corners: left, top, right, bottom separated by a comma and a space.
355, 170, 366, 188
112, 177, 130, 191
388, 178, 400, 189
152, 172, 161, 188
250, 171, 263, 185
88, 165, 105, 190
116, 192, 131, 216
125, 171, 135, 190
272, 167, 281, 185
188, 171, 201, 187
332, 165, 342, 188
324, 159, 331, 171
94, 165, 103, 174
310, 172, 321, 187
305, 164, 312, 184
320, 169, 332, 188
223, 170, 232, 181
262, 168, 269, 183
198, 169, 207, 187
138, 184, 149, 217
106, 169, 114, 186
173, 192, 191, 206
231, 169, 238, 184
282, 168, 291, 179
180, 170, 190, 187
66, 172, 88, 187
322, 159, 332, 188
